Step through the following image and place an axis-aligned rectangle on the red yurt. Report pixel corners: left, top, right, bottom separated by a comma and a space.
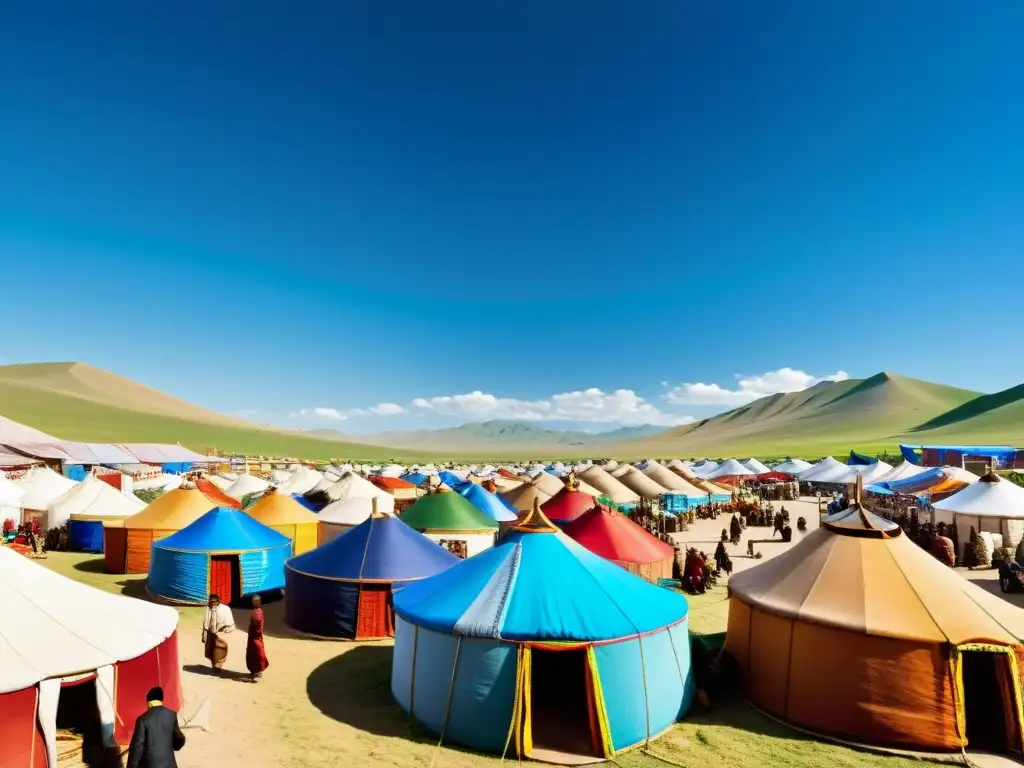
0, 547, 181, 767
540, 474, 598, 526
562, 505, 677, 582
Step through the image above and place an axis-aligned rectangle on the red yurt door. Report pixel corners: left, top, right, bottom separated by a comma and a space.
209, 556, 236, 604
355, 585, 392, 639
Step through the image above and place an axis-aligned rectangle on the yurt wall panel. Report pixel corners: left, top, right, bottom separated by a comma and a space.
391, 616, 417, 711
409, 625, 460, 734
148, 550, 209, 603
114, 632, 183, 744
445, 637, 517, 754
103, 527, 127, 573
0, 687, 46, 768
240, 548, 289, 595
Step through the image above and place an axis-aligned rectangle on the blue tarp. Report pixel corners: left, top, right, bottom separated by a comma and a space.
67, 519, 104, 552
292, 493, 322, 512
438, 471, 464, 488
456, 483, 519, 523
847, 451, 874, 466
394, 527, 689, 641
900, 443, 1018, 468
64, 464, 87, 482
900, 444, 922, 465
155, 506, 290, 551
402, 472, 428, 487
287, 514, 459, 582
162, 462, 193, 475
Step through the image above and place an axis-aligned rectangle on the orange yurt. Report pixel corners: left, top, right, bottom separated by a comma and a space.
726, 492, 1024, 752
244, 488, 319, 555
103, 488, 214, 574
562, 505, 676, 582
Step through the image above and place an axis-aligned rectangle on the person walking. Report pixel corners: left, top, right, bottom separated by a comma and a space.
202, 593, 235, 672
245, 594, 270, 683
125, 686, 185, 768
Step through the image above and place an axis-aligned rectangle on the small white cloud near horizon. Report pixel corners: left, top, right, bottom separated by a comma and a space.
411, 387, 692, 426
664, 367, 849, 407
292, 407, 348, 421
370, 402, 405, 416
293, 402, 406, 422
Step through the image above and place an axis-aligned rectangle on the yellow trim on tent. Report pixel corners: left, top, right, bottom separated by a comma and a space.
587, 645, 614, 758
952, 643, 1024, 751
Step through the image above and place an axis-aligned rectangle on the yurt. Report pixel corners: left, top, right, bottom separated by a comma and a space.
284, 513, 459, 639
531, 471, 568, 498
796, 456, 846, 481
49, 476, 147, 553
640, 461, 694, 493
562, 505, 676, 582
609, 464, 632, 478
771, 458, 812, 475
540, 477, 598, 526
244, 488, 320, 555
398, 490, 499, 558
309, 472, 393, 509
740, 458, 772, 474
578, 466, 640, 506
613, 466, 668, 500
391, 505, 694, 763
0, 547, 181, 767
148, 507, 292, 605
873, 460, 932, 484
104, 488, 216, 574
368, 475, 419, 506
932, 472, 1024, 553
15, 467, 78, 527
726, 486, 1024, 752
0, 473, 26, 523
456, 482, 519, 523
702, 459, 755, 481
274, 465, 325, 496
500, 482, 549, 514
224, 474, 271, 500
318, 495, 396, 545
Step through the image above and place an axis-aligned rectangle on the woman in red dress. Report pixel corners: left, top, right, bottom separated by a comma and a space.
246, 595, 270, 683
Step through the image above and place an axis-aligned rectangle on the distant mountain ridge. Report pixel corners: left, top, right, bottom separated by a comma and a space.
329, 420, 670, 449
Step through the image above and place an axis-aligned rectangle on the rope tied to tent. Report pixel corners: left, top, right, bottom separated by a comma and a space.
428, 635, 463, 768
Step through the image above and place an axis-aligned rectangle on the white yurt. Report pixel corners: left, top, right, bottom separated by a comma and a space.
275, 466, 324, 496
703, 459, 756, 480
15, 467, 78, 526
48, 476, 147, 552
771, 458, 812, 475
0, 547, 182, 767
317, 495, 396, 544
797, 456, 846, 482
225, 474, 271, 500
741, 458, 771, 474
932, 473, 1024, 552
872, 460, 932, 484
0, 473, 26, 524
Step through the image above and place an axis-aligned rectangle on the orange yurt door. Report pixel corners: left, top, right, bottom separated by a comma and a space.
209, 556, 235, 604
355, 585, 391, 639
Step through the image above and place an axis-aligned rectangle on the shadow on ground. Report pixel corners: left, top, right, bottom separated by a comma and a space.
117, 579, 149, 599
183, 663, 252, 682
73, 557, 108, 573
306, 645, 433, 743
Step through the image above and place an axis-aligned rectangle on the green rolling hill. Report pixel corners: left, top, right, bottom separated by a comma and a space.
908, 383, 1024, 444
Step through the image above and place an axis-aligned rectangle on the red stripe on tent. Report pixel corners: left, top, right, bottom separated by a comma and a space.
195, 478, 242, 510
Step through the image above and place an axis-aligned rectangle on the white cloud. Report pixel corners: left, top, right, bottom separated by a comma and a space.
412, 387, 692, 426
293, 407, 348, 421
665, 367, 849, 406
371, 402, 405, 416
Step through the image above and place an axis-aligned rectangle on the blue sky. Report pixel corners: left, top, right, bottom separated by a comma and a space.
1, 2, 1022, 434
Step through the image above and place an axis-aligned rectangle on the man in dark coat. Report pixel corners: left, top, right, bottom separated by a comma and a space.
126, 686, 185, 768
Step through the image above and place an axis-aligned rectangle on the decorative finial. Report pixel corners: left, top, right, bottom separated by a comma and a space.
566, 471, 578, 492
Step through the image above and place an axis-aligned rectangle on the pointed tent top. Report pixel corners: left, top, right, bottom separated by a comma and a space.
512, 498, 560, 534
823, 475, 900, 537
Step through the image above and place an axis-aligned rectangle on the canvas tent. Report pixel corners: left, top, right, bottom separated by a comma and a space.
224, 474, 271, 500
703, 459, 756, 480
577, 466, 641, 506
455, 482, 519, 523
149, 507, 291, 604
500, 482, 550, 514
726, 494, 1024, 751
391, 505, 694, 762
613, 466, 668, 500
771, 458, 812, 475
540, 482, 598, 526
245, 489, 320, 555
563, 505, 676, 582
318, 496, 395, 545
285, 514, 458, 639
0, 547, 181, 767
104, 488, 217, 574
639, 461, 694, 493
872, 460, 932, 484
49, 476, 147, 552
398, 491, 499, 558
932, 473, 1024, 552
15, 467, 78, 526
0, 474, 26, 522
531, 471, 569, 498
741, 458, 771, 474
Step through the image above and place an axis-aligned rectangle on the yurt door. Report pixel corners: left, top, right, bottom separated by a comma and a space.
960, 650, 1017, 752
210, 556, 239, 604
527, 648, 600, 760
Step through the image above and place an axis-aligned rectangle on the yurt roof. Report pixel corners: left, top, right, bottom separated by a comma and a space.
703, 459, 756, 480
208, 475, 233, 491
660, 471, 707, 497
500, 482, 550, 513
275, 466, 324, 495
609, 464, 632, 478
392, 511, 688, 642
368, 475, 417, 492
324, 473, 393, 503
531, 471, 567, 497
319, 496, 394, 525
225, 474, 271, 499
16, 467, 78, 509
577, 466, 640, 505
132, 473, 185, 492
639, 461, 693, 492
562, 506, 676, 565
401, 472, 429, 486
797, 456, 844, 480
0, 415, 58, 443
613, 466, 668, 499
457, 483, 519, 523
286, 514, 458, 582
123, 488, 218, 530
154, 507, 291, 553
872, 460, 930, 484
932, 473, 1024, 519
772, 458, 812, 474
540, 486, 598, 525
0, 546, 179, 694
731, 522, 1024, 645
245, 490, 319, 525
49, 475, 146, 523
853, 461, 894, 484
400, 491, 500, 532
741, 458, 772, 474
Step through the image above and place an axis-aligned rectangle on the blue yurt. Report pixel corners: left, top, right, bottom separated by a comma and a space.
455, 482, 519, 523
148, 506, 291, 605
391, 505, 694, 763
284, 513, 459, 639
